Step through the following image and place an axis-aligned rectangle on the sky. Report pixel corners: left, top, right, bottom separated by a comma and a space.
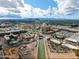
0, 0, 79, 19
25, 0, 57, 9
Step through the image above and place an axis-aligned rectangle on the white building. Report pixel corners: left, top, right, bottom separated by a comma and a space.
62, 33, 79, 50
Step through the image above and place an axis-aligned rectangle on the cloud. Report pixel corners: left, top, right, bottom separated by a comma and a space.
0, 7, 9, 16
0, 0, 79, 19
0, 0, 52, 18
0, 0, 24, 8
32, 6, 52, 18
53, 0, 79, 19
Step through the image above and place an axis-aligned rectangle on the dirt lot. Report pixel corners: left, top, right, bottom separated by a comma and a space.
45, 38, 78, 59
30, 41, 38, 59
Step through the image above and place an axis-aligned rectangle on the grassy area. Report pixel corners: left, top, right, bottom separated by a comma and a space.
38, 38, 45, 59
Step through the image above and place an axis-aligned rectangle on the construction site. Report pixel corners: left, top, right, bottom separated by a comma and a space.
0, 20, 79, 59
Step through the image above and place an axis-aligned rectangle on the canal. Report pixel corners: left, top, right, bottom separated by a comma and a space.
38, 37, 46, 59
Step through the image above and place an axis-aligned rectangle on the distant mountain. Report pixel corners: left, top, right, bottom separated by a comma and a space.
0, 18, 79, 23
